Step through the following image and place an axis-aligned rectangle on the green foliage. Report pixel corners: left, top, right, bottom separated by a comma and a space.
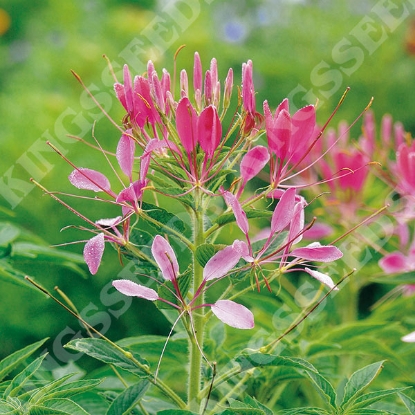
0, 340, 101, 415
0, 221, 85, 290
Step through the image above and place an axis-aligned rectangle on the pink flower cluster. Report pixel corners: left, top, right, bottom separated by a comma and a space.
56, 52, 347, 329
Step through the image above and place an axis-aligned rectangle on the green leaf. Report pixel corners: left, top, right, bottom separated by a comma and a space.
0, 223, 20, 246
157, 410, 198, 414
218, 409, 264, 415
11, 242, 86, 277
156, 266, 192, 309
195, 243, 227, 268
346, 410, 392, 414
64, 338, 149, 377
34, 378, 102, 403
341, 361, 385, 409
29, 398, 91, 415
0, 261, 38, 290
235, 352, 318, 373
0, 338, 48, 382
106, 379, 149, 415
141, 202, 187, 235
0, 399, 18, 414
11, 242, 84, 263
4, 354, 46, 398
278, 408, 329, 415
399, 392, 415, 414
27, 373, 75, 403
350, 387, 409, 410
243, 396, 273, 415
214, 209, 272, 228
306, 370, 337, 410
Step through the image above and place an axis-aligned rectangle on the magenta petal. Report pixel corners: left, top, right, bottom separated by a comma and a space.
151, 235, 179, 281
84, 233, 105, 275
198, 105, 222, 156
305, 267, 338, 291
379, 252, 409, 273
96, 216, 122, 227
116, 130, 135, 180
291, 242, 343, 263
289, 201, 305, 245
290, 105, 316, 161
203, 245, 242, 281
69, 168, 111, 192
271, 187, 296, 234
112, 279, 158, 301
211, 300, 254, 329
240, 146, 270, 186
176, 97, 198, 154
222, 190, 249, 235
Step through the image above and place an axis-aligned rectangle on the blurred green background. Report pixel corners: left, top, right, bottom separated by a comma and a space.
1, 0, 415, 364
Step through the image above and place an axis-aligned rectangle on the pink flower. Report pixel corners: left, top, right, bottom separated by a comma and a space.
395, 142, 415, 196
112, 235, 254, 330
221, 187, 341, 290
263, 99, 316, 187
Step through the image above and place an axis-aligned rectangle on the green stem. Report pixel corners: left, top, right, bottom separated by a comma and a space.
188, 188, 206, 412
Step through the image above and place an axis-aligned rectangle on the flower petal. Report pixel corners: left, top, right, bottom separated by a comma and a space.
305, 268, 338, 291
211, 300, 254, 329
84, 233, 105, 275
112, 279, 158, 301
116, 130, 135, 181
198, 105, 222, 157
176, 97, 198, 154
240, 146, 270, 187
222, 190, 249, 235
69, 168, 111, 192
270, 187, 296, 234
203, 244, 242, 281
379, 252, 409, 273
151, 235, 179, 281
291, 243, 343, 263
402, 331, 415, 342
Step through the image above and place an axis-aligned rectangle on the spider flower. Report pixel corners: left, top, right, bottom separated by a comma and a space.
112, 235, 254, 330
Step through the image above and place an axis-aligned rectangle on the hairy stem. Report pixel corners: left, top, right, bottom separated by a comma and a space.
188, 187, 206, 411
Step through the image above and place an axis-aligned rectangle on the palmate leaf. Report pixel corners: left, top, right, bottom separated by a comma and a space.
349, 387, 410, 411
217, 399, 265, 415
27, 372, 75, 403
30, 376, 102, 404
346, 410, 397, 414
0, 399, 18, 414
0, 338, 47, 382
235, 352, 318, 374
341, 361, 385, 409
157, 411, 198, 415
278, 408, 329, 415
3, 354, 46, 398
236, 353, 337, 410
28, 398, 91, 415
306, 370, 337, 410
243, 396, 273, 415
64, 338, 149, 377
106, 379, 149, 415
141, 202, 187, 236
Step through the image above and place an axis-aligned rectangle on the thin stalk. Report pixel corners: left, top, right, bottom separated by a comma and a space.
25, 276, 186, 409
188, 187, 206, 412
